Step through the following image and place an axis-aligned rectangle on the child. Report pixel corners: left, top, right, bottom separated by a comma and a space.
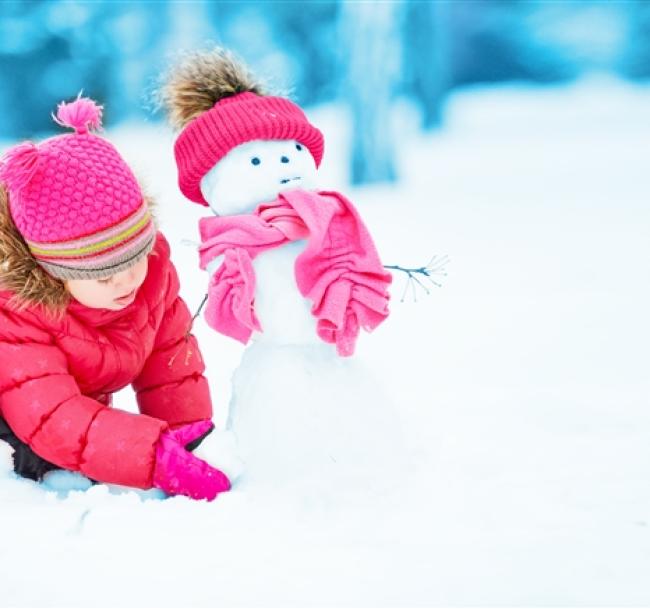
0, 96, 230, 501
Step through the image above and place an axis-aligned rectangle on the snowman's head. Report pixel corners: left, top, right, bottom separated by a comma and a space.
200, 139, 318, 216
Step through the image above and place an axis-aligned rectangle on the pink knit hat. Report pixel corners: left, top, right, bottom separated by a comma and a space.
174, 92, 324, 206
0, 96, 156, 280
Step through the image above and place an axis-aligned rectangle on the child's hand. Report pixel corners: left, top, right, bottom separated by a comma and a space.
153, 421, 231, 501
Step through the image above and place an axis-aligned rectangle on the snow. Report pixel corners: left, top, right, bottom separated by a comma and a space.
220, 340, 405, 498
2, 75, 650, 606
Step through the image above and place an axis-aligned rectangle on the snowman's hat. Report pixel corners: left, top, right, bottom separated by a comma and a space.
174, 91, 324, 206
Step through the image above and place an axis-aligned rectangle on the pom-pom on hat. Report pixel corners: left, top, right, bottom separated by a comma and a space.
174, 92, 324, 206
0, 95, 155, 280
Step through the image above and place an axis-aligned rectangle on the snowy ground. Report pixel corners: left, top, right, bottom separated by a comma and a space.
1, 75, 650, 607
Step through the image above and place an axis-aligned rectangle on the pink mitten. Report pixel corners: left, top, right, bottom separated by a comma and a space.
153, 421, 231, 501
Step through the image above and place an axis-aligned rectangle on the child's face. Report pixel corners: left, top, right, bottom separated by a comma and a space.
65, 256, 148, 310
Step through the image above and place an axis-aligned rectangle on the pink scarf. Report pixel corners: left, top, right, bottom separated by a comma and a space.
198, 189, 391, 356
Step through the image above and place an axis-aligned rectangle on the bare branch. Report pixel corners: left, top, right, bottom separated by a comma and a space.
399, 275, 411, 303
384, 254, 449, 302
411, 273, 430, 295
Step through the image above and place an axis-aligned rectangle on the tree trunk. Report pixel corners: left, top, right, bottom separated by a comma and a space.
340, 0, 402, 186
405, 0, 450, 130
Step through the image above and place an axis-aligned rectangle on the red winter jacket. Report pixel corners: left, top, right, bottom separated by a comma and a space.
0, 232, 212, 488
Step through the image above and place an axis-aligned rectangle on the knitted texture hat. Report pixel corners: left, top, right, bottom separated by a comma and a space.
0, 96, 155, 280
174, 92, 324, 206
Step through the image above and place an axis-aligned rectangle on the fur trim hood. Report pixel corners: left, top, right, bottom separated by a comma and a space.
0, 184, 69, 312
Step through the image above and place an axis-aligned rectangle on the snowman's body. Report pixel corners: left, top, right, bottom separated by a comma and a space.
199, 138, 323, 351
250, 240, 315, 346
194, 139, 403, 495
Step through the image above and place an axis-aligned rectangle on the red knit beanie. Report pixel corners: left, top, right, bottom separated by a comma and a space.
174, 92, 324, 206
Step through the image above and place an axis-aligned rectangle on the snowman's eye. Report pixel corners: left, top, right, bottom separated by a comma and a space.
295, 144, 303, 151
251, 157, 261, 166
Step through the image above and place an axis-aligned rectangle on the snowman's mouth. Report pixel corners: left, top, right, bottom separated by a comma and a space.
280, 176, 302, 185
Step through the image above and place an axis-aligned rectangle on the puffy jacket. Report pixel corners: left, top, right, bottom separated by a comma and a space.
0, 232, 212, 488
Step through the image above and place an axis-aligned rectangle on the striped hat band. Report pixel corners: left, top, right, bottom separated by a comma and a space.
26, 200, 156, 280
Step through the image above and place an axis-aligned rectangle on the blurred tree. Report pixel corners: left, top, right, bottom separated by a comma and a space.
449, 1, 575, 86
0, 1, 115, 138
402, 0, 451, 130
340, 0, 402, 185
2, 0, 645, 143
620, 1, 650, 79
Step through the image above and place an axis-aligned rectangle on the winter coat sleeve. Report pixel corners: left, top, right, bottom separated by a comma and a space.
132, 253, 213, 428
0, 316, 167, 488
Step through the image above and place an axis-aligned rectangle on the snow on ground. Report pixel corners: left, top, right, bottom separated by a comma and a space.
1, 75, 650, 606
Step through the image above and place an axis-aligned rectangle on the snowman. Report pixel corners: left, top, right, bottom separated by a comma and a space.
162, 49, 404, 496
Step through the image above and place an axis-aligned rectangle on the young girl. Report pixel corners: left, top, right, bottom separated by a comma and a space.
0, 96, 230, 501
